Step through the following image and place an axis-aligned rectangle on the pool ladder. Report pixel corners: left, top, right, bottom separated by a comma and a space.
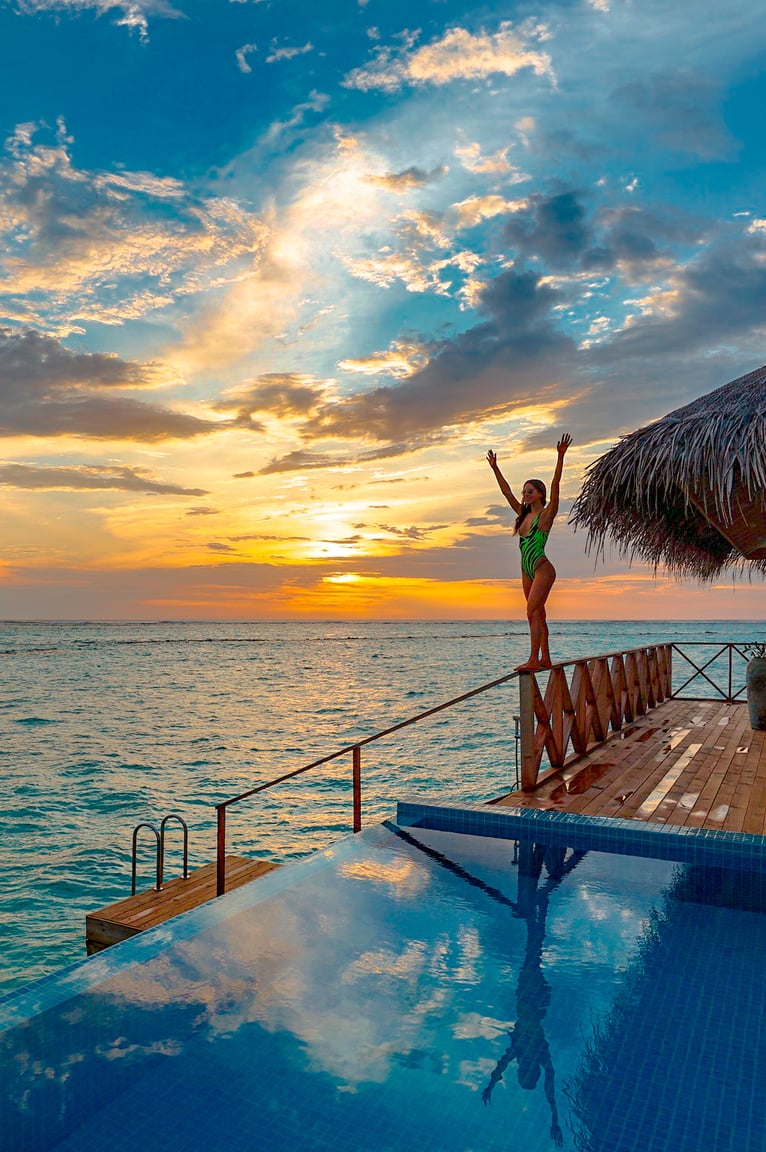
131, 813, 189, 895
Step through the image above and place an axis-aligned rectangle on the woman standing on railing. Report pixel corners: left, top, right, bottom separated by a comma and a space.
487, 435, 572, 671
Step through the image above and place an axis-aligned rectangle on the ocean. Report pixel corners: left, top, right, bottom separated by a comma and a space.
1, 618, 760, 998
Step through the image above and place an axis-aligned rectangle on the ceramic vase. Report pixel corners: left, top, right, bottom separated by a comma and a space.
746, 656, 766, 731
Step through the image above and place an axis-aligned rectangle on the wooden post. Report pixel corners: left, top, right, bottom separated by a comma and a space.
352, 746, 362, 832
518, 672, 537, 790
216, 805, 226, 897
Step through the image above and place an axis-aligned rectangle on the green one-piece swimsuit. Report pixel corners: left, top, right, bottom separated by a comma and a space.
519, 514, 550, 581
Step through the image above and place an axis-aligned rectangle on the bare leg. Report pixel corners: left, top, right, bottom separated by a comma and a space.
516, 561, 556, 671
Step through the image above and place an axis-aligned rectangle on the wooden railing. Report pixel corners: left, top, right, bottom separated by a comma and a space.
518, 645, 673, 789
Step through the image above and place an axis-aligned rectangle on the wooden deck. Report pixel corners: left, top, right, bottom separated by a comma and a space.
497, 698, 766, 836
85, 855, 279, 955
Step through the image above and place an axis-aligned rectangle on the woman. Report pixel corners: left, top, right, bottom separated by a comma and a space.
487, 434, 572, 671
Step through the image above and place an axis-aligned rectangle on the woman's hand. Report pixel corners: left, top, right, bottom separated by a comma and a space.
556, 433, 572, 456
487, 449, 498, 469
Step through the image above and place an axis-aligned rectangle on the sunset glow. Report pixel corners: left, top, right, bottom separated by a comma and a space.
0, 1, 765, 620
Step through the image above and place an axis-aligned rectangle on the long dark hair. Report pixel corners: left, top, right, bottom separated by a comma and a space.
513, 479, 546, 534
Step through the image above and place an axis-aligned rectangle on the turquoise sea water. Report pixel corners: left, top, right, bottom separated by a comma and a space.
0, 619, 760, 998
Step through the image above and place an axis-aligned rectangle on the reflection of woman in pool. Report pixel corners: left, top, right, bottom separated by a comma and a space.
482, 842, 585, 1148
487, 435, 572, 671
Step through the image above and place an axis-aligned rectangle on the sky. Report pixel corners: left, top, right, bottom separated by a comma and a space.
0, 0, 765, 621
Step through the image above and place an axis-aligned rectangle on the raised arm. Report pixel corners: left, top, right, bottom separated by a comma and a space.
538, 434, 571, 532
486, 450, 522, 514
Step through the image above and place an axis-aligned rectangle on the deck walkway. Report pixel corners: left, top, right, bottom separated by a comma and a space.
85, 856, 279, 955
497, 698, 766, 835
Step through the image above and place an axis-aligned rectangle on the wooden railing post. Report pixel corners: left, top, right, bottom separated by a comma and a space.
216, 805, 226, 897
518, 672, 537, 790
352, 746, 362, 832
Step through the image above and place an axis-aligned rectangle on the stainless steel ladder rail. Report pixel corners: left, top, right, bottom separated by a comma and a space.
159, 813, 189, 889
131, 813, 189, 894
131, 822, 161, 895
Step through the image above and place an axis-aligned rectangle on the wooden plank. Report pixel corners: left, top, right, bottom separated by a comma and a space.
496, 699, 766, 838
86, 856, 279, 955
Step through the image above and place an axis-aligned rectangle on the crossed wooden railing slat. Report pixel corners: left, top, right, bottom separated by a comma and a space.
519, 644, 673, 789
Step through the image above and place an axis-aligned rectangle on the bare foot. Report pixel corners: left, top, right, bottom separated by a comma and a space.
515, 660, 545, 672
539, 658, 552, 669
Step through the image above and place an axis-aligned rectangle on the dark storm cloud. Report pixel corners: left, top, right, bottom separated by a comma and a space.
0, 462, 207, 495
0, 328, 221, 441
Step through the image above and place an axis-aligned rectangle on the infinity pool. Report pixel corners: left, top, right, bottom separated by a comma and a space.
2, 803, 766, 1152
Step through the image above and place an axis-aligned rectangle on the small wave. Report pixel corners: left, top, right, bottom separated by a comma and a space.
14, 716, 57, 726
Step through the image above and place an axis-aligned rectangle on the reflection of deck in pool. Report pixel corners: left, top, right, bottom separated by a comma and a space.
497, 698, 766, 835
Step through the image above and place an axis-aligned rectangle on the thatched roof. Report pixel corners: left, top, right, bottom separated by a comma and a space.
570, 363, 766, 580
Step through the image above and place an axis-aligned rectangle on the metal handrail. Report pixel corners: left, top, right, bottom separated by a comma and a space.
131, 813, 190, 894
214, 668, 521, 895
159, 813, 189, 889
669, 641, 750, 702
131, 822, 161, 895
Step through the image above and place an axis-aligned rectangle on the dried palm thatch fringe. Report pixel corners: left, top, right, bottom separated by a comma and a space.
570, 364, 766, 580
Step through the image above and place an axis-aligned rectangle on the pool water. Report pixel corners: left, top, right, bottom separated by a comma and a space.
2, 804, 765, 1152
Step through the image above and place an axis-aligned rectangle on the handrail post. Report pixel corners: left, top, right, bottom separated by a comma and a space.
216, 805, 226, 897
518, 672, 537, 790
352, 746, 362, 832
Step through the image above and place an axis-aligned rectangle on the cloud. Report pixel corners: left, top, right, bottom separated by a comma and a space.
0, 123, 267, 333
341, 250, 459, 295
262, 90, 330, 143
454, 142, 525, 179
369, 165, 448, 192
375, 523, 446, 540
344, 21, 554, 93
465, 505, 515, 528
503, 186, 703, 273
11, 0, 184, 39
299, 267, 575, 444
0, 462, 207, 494
451, 194, 528, 229
177, 128, 384, 371
266, 41, 313, 64
615, 68, 736, 159
235, 43, 258, 73
258, 439, 425, 474
338, 342, 428, 379
505, 188, 591, 269
214, 374, 333, 422
0, 328, 220, 441
595, 230, 766, 364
